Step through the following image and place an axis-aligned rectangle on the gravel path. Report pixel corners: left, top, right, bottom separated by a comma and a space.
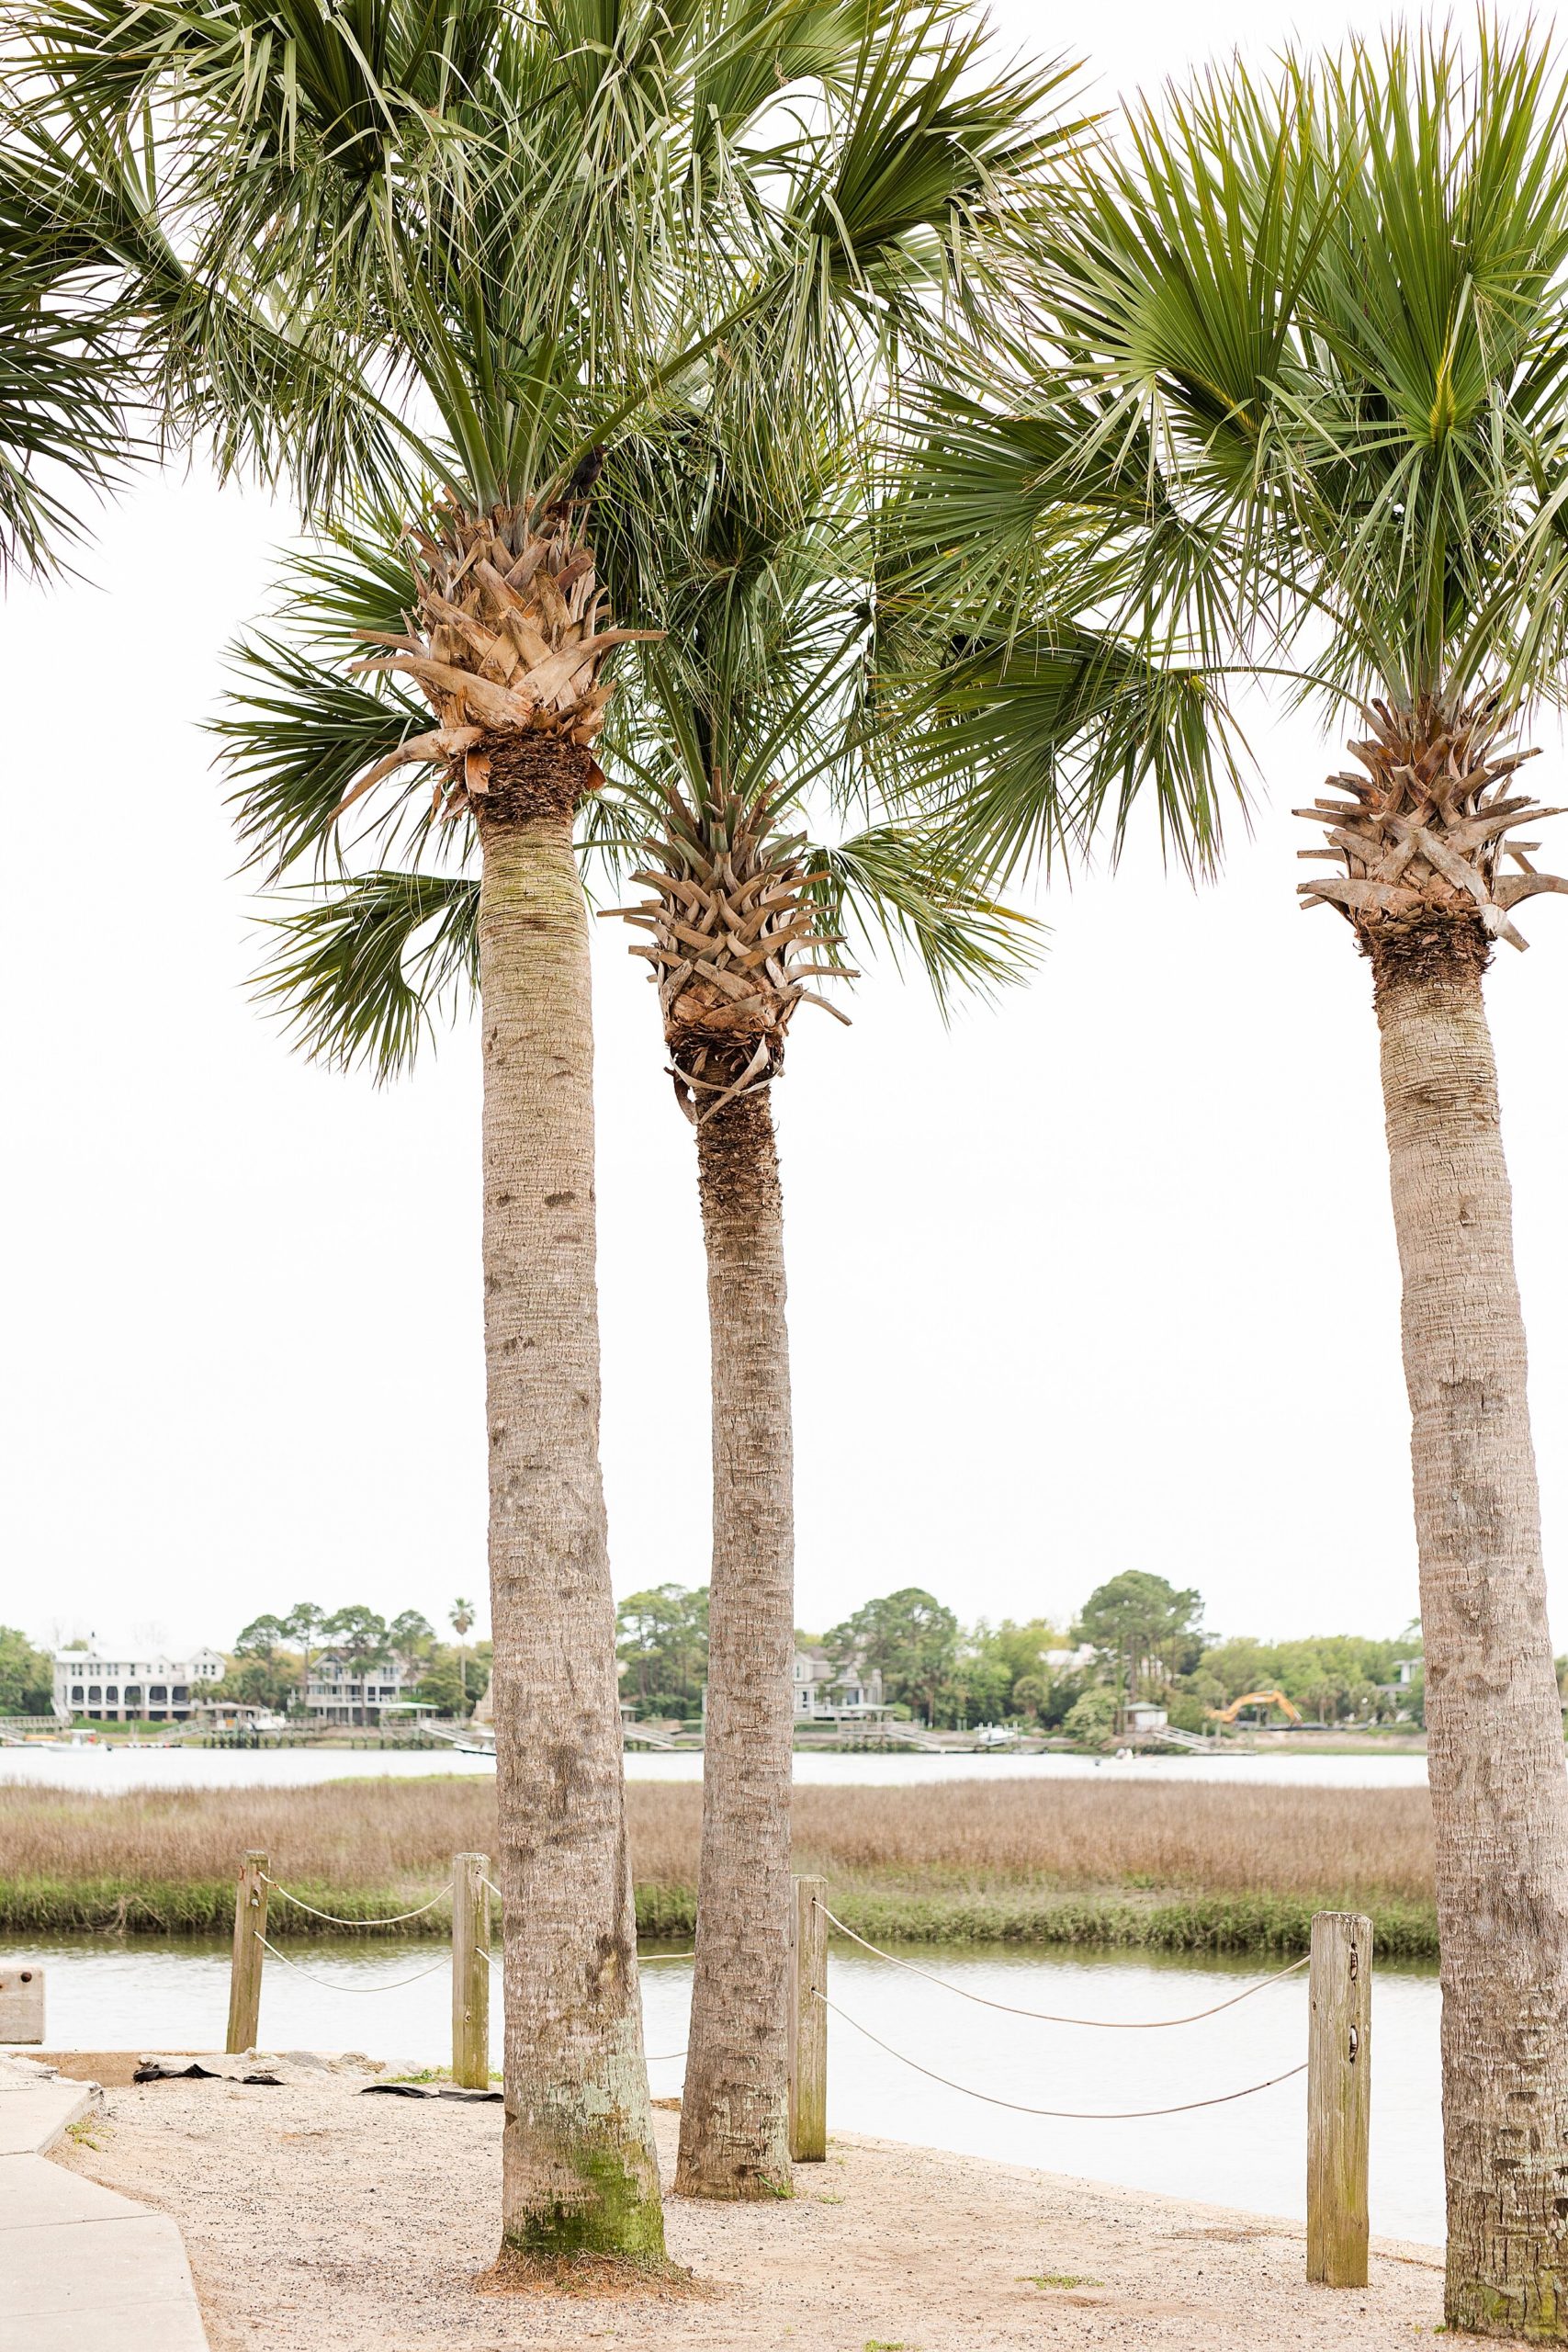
48, 2053, 1479, 2350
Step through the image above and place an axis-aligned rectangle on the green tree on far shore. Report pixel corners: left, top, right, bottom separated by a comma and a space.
1077, 1574, 1203, 1710
0, 1625, 52, 1715
616, 1586, 709, 1718
826, 1588, 960, 1729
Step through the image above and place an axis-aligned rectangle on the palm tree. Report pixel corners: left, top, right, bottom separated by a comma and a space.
9, 0, 766, 2262
592, 410, 1039, 2196
283, 1601, 327, 1722
449, 1597, 476, 1714
919, 32, 1568, 2333
16, 0, 1063, 2247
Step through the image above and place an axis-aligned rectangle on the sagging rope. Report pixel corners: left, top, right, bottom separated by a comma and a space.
475, 1947, 684, 2062
261, 1874, 454, 1928
818, 1904, 1309, 2027
479, 1937, 691, 1972
255, 1932, 451, 1993
818, 1992, 1306, 2119
480, 1881, 693, 1967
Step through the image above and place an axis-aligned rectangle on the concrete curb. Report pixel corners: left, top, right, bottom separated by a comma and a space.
0, 2070, 210, 2351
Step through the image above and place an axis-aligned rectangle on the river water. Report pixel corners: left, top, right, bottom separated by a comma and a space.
11, 1934, 1443, 2248
0, 1744, 1433, 1792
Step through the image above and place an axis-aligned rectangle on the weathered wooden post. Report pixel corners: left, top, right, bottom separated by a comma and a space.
1306, 1909, 1372, 2287
788, 1874, 828, 2162
226, 1849, 269, 2054
450, 1851, 491, 2089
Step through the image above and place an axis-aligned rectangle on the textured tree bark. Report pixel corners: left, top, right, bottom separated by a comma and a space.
675, 1088, 795, 2199
479, 799, 665, 2265
1373, 941, 1568, 2339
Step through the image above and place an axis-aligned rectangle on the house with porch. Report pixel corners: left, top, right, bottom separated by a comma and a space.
793, 1647, 887, 1722
53, 1644, 225, 1724
305, 1654, 412, 1725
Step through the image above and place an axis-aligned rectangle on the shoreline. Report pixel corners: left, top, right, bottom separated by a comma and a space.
0, 1879, 1440, 1956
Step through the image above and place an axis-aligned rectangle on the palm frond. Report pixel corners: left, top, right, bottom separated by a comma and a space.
809, 820, 1042, 1012
253, 869, 479, 1078
0, 128, 139, 576
218, 627, 438, 880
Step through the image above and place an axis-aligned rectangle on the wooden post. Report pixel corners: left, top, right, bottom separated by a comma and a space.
226, 1849, 269, 2054
788, 1874, 827, 2161
1306, 1909, 1372, 2287
450, 1851, 491, 2089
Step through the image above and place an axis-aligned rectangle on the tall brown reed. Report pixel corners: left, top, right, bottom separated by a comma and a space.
1, 1775, 1434, 1907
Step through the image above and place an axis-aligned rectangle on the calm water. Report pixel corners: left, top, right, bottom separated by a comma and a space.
11, 1934, 1443, 2247
0, 1745, 1433, 1792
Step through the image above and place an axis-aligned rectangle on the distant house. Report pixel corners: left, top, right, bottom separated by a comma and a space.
1125, 1702, 1169, 1734
53, 1645, 225, 1724
792, 1648, 886, 1722
305, 1655, 412, 1726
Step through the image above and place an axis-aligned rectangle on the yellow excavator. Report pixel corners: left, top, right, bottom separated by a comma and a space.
1206, 1689, 1303, 1725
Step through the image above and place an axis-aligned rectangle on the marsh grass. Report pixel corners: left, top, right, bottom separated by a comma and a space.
0, 1776, 1438, 1953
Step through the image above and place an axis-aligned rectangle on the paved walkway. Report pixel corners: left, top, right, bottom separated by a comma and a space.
0, 2061, 209, 2352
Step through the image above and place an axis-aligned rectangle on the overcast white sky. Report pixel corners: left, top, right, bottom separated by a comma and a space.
6, 0, 1565, 1663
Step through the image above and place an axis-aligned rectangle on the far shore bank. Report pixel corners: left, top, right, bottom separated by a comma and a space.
1, 1772, 1438, 1957
4, 1722, 1433, 1758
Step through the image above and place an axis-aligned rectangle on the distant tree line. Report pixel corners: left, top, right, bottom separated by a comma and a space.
25, 1579, 1568, 1731
613, 1572, 1438, 1735
214, 1600, 490, 1719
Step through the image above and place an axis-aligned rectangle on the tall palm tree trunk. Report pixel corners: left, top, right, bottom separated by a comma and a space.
675, 1087, 795, 2199
1374, 936, 1568, 2337
478, 755, 665, 2265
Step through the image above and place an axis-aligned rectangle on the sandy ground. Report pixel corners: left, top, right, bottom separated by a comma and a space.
45, 2052, 1474, 2351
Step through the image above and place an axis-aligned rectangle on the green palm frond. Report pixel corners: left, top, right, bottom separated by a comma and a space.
254, 869, 479, 1078
808, 820, 1042, 1012
978, 26, 1568, 737
0, 130, 139, 576
889, 621, 1241, 881
218, 628, 437, 880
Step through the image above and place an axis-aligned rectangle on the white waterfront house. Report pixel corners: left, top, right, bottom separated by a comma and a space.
53, 1645, 225, 1724
792, 1648, 887, 1722
305, 1654, 412, 1725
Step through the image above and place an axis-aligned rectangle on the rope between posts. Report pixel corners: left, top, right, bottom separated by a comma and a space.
817, 1993, 1307, 2119
479, 1881, 692, 1968
255, 1932, 452, 1993
260, 1875, 454, 1928
818, 1904, 1310, 2026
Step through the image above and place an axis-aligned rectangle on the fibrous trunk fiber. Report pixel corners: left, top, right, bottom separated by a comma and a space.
675, 1088, 795, 2199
